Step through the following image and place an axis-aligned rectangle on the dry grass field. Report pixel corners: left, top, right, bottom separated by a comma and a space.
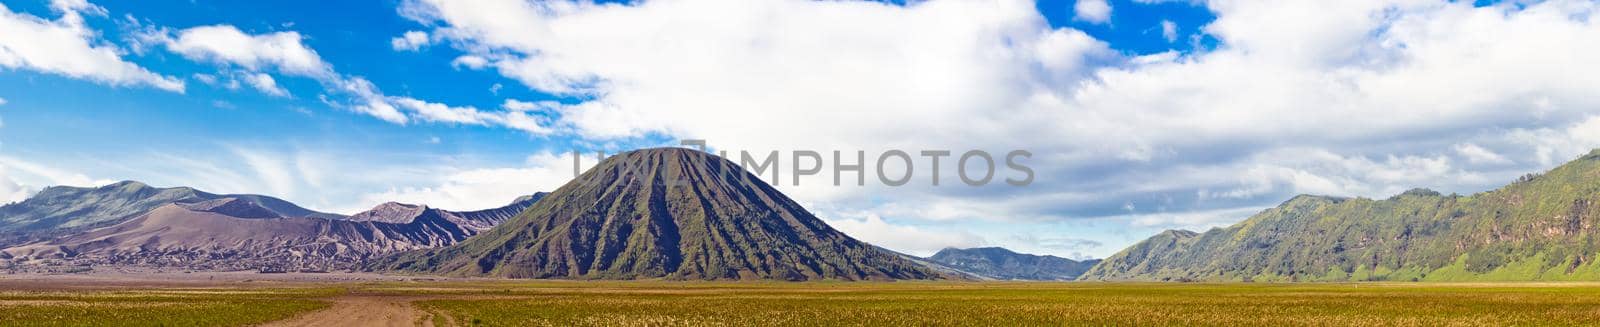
5, 274, 1600, 326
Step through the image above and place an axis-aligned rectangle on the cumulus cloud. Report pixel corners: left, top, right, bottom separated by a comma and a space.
402, 0, 1114, 210
149, 23, 555, 134
243, 73, 288, 97
1074, 0, 1112, 24
398, 0, 1600, 247
450, 55, 488, 69
165, 25, 331, 78
390, 30, 431, 51
0, 1, 184, 92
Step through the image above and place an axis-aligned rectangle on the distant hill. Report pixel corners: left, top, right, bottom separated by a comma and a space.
0, 181, 341, 245
1082, 150, 1600, 282
346, 192, 546, 231
373, 148, 939, 280
868, 246, 988, 280
0, 195, 541, 271
926, 247, 1099, 281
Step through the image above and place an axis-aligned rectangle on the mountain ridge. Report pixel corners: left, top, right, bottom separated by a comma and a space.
926, 247, 1099, 281
0, 193, 543, 271
0, 181, 343, 246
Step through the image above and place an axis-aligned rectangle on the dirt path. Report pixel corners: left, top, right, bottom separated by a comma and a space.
262, 295, 437, 327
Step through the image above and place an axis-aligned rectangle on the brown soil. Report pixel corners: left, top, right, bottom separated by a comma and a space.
261, 295, 434, 327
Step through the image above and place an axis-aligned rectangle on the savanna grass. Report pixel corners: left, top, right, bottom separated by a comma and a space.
0, 287, 335, 327
404, 281, 1600, 326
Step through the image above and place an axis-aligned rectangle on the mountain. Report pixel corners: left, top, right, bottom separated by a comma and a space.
871, 246, 988, 280
373, 148, 939, 280
0, 181, 340, 245
0, 196, 541, 271
926, 247, 1099, 281
1081, 150, 1600, 282
346, 193, 546, 231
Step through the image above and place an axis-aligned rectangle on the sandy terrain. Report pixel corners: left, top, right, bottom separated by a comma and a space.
0, 271, 467, 326
261, 295, 433, 327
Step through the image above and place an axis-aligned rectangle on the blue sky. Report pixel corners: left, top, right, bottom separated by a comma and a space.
3, 0, 1598, 259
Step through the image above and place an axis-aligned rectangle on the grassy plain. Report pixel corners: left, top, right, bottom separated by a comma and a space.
6, 276, 1600, 326
398, 281, 1600, 326
0, 287, 332, 326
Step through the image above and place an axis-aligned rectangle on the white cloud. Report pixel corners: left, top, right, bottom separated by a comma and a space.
0, 155, 114, 203
403, 0, 1600, 233
393, 97, 556, 134
165, 25, 330, 77
192, 73, 218, 85
0, 171, 31, 205
393, 97, 493, 125
1074, 0, 1112, 24
408, 0, 1110, 155
1503, 115, 1600, 167
1125, 206, 1270, 232
243, 73, 288, 97
1209, 148, 1483, 200
502, 99, 555, 112
493, 111, 554, 135
390, 30, 431, 51
821, 213, 986, 256
345, 152, 580, 212
0, 97, 7, 106
0, 2, 184, 92
1160, 20, 1177, 42
1044, 1, 1600, 206
1006, 234, 1103, 260
330, 76, 409, 124
230, 146, 296, 198
48, 0, 102, 15
81, 145, 469, 213
1454, 143, 1512, 165
155, 23, 552, 134
450, 55, 488, 69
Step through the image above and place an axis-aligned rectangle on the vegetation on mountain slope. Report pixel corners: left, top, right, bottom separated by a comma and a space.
1082, 150, 1600, 282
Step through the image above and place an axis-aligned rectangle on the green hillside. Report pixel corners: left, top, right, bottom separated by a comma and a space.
1082, 150, 1600, 282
